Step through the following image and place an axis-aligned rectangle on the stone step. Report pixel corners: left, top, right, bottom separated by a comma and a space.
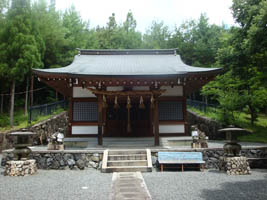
103, 166, 152, 173
110, 172, 152, 200
108, 154, 147, 161
108, 150, 146, 155
102, 149, 152, 173
107, 160, 148, 167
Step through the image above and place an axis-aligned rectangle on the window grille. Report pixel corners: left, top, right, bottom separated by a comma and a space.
158, 101, 184, 121
73, 102, 98, 121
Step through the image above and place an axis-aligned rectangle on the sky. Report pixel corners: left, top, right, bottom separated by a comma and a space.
55, 0, 235, 32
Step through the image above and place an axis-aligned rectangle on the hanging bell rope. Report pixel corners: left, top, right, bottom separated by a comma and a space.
150, 95, 154, 109
126, 96, 131, 133
126, 95, 131, 109
102, 95, 108, 108
139, 96, 145, 109
114, 96, 120, 109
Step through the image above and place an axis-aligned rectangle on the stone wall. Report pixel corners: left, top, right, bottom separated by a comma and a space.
187, 110, 224, 140
1, 151, 102, 170
29, 112, 68, 145
0, 112, 68, 152
2, 147, 267, 170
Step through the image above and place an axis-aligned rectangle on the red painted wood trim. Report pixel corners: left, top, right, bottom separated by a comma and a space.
66, 134, 97, 138
159, 121, 185, 125
159, 133, 188, 137
72, 98, 97, 102
158, 96, 185, 101
71, 122, 98, 126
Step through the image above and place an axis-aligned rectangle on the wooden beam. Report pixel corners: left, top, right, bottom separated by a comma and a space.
154, 99, 160, 146
87, 88, 166, 96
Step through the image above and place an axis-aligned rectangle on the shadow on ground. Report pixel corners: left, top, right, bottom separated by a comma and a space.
200, 170, 267, 200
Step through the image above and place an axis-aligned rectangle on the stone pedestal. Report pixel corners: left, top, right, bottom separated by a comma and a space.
47, 143, 64, 150
4, 160, 37, 176
219, 156, 251, 175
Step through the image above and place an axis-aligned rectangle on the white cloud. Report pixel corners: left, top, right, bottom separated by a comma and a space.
56, 0, 235, 32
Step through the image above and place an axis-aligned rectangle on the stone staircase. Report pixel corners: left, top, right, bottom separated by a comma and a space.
101, 149, 152, 173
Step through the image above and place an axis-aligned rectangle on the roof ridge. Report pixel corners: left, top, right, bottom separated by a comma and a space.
78, 49, 177, 55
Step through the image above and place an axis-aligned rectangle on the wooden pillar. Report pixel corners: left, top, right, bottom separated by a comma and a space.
154, 99, 159, 146
102, 106, 106, 136
97, 96, 103, 145
67, 97, 73, 137
183, 86, 189, 136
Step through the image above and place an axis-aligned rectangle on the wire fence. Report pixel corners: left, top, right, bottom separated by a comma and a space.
187, 99, 218, 113
28, 100, 68, 123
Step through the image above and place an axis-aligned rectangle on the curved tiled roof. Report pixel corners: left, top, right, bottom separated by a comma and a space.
33, 49, 221, 76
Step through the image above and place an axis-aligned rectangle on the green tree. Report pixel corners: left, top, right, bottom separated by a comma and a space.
170, 14, 225, 67
143, 21, 170, 49
31, 0, 69, 68
63, 5, 90, 59
95, 13, 125, 49
121, 11, 142, 49
202, 0, 267, 124
0, 0, 42, 126
202, 71, 245, 124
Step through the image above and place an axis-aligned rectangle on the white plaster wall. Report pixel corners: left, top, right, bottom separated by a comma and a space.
161, 86, 183, 96
159, 124, 185, 133
73, 87, 95, 98
132, 86, 150, 91
72, 126, 98, 135
107, 86, 124, 91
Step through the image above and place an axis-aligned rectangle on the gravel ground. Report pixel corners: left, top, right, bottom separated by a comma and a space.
1, 154, 267, 200
0, 166, 112, 200
143, 169, 267, 200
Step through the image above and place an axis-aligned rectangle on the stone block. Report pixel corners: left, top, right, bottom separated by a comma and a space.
4, 160, 37, 176
219, 156, 251, 175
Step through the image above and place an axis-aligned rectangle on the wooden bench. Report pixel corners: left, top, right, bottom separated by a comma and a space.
158, 152, 205, 172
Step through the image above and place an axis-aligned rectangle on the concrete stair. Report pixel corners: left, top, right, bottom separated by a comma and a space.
101, 149, 152, 173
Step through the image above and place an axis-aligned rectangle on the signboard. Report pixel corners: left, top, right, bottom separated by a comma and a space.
158, 152, 203, 162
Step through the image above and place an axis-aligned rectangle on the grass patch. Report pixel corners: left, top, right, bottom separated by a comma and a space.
188, 107, 267, 143
0, 108, 66, 133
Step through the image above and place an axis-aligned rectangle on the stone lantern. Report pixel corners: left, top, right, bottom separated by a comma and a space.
4, 131, 37, 176
218, 126, 251, 175
218, 126, 251, 157
9, 131, 36, 160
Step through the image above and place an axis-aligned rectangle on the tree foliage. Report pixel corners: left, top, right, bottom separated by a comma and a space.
0, 0, 266, 127
202, 0, 267, 124
143, 21, 170, 49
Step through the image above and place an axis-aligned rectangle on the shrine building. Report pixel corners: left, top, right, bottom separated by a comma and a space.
32, 49, 221, 146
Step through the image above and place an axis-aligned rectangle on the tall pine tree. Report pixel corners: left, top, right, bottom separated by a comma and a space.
0, 0, 42, 126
